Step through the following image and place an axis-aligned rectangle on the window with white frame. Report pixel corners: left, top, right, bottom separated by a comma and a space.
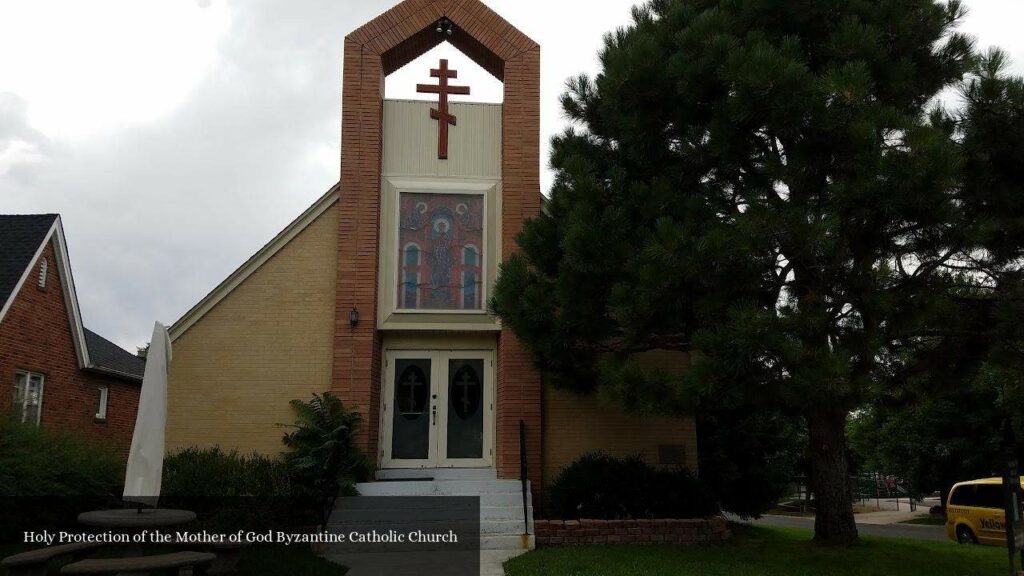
13, 371, 44, 425
38, 258, 48, 290
96, 385, 109, 420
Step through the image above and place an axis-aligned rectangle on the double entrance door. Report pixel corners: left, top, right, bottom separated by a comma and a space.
381, 350, 494, 469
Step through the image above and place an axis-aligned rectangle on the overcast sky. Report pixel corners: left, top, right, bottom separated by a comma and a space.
2, 0, 1023, 351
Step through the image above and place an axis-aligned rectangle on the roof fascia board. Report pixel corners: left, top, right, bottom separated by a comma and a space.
51, 217, 91, 368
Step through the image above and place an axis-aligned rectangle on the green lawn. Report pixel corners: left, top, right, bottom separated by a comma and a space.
237, 545, 348, 576
504, 525, 1003, 576
1, 544, 347, 576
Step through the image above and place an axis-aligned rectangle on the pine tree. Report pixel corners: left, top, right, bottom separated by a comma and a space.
493, 0, 976, 544
851, 50, 1024, 511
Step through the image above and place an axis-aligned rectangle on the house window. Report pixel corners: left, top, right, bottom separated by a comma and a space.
38, 258, 48, 290
397, 192, 484, 311
13, 371, 44, 425
96, 385, 109, 420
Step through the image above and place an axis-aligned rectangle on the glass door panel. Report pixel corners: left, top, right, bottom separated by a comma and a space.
390, 358, 432, 460
446, 359, 484, 459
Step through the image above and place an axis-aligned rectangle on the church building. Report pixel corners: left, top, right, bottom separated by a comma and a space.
165, 0, 696, 547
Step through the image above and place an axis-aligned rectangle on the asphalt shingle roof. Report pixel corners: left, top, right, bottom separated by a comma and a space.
84, 328, 147, 381
0, 214, 58, 308
2, 214, 146, 382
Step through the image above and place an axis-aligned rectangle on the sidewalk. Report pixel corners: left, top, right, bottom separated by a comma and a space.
731, 514, 949, 542
855, 509, 925, 525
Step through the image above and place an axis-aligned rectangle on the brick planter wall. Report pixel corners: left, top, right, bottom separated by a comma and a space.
535, 517, 732, 547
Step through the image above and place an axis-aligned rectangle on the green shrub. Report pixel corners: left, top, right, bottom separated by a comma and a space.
161, 447, 309, 531
162, 447, 292, 498
0, 419, 124, 540
281, 393, 369, 529
546, 452, 719, 520
0, 419, 124, 497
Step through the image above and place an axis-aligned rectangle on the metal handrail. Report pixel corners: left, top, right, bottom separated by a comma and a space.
519, 419, 530, 535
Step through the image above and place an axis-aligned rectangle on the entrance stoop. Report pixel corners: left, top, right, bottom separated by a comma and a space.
338, 468, 535, 551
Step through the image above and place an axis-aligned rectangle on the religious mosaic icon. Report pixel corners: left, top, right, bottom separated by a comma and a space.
398, 192, 484, 310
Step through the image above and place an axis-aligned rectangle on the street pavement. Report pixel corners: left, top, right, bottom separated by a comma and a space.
731, 514, 950, 543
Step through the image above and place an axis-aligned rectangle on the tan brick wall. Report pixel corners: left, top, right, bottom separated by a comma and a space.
542, 350, 698, 485
166, 205, 338, 454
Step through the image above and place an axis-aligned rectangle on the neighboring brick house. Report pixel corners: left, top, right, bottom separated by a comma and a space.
0, 214, 144, 452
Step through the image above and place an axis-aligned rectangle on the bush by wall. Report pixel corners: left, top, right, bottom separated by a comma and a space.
535, 517, 732, 547
0, 419, 124, 541
281, 393, 369, 529
161, 447, 313, 531
546, 452, 719, 520
162, 447, 293, 498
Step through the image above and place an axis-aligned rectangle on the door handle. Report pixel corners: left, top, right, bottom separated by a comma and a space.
432, 404, 437, 425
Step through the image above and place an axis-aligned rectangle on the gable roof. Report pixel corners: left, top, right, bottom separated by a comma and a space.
0, 214, 59, 308
0, 214, 144, 383
84, 328, 146, 381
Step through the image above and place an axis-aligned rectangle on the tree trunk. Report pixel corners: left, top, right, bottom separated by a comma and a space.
806, 407, 859, 545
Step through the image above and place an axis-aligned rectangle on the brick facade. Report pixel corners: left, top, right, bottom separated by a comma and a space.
332, 0, 542, 485
534, 518, 732, 547
167, 203, 339, 454
0, 241, 139, 453
543, 350, 699, 484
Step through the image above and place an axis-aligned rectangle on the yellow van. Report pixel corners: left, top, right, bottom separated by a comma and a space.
946, 477, 1024, 545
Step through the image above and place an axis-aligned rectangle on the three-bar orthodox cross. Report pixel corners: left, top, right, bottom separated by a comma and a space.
416, 59, 470, 160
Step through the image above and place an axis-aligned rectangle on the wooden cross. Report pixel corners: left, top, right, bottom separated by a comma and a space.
416, 59, 470, 160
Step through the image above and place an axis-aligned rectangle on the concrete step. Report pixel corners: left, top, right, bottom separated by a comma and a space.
334, 478, 535, 552
336, 491, 530, 508
355, 479, 525, 497
327, 518, 532, 536
330, 505, 532, 523
375, 468, 498, 481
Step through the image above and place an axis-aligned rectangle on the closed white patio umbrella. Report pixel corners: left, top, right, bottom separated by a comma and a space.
123, 321, 172, 507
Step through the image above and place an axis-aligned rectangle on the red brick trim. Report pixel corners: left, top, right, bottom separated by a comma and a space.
332, 1, 541, 482
535, 518, 733, 547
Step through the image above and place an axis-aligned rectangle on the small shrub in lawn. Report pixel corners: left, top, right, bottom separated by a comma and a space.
547, 452, 719, 520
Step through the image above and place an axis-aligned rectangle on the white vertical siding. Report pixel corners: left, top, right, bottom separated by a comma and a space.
383, 100, 502, 178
